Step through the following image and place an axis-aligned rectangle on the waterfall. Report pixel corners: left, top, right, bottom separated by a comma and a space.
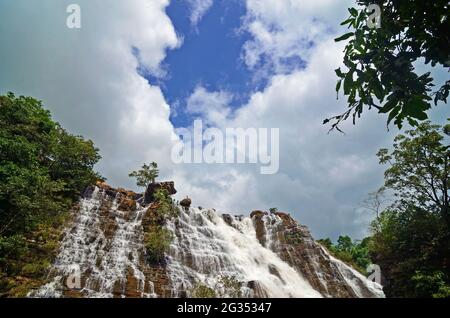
30, 185, 384, 298
30, 187, 156, 298
165, 208, 322, 298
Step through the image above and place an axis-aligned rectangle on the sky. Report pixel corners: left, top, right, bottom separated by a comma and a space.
0, 0, 447, 240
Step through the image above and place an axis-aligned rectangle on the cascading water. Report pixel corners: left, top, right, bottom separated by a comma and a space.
165, 207, 322, 298
30, 187, 156, 298
30, 184, 384, 298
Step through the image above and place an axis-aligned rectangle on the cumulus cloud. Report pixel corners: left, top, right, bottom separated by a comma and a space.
0, 0, 181, 189
242, 0, 353, 78
186, 86, 233, 126
172, 0, 401, 239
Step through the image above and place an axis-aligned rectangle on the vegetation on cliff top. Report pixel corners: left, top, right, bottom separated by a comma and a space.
129, 162, 159, 189
0, 93, 101, 297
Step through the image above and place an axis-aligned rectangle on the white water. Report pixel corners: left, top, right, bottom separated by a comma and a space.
327, 252, 385, 298
30, 187, 384, 298
31, 188, 155, 298
166, 208, 322, 298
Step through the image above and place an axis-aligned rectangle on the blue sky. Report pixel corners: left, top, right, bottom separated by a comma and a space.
152, 0, 258, 127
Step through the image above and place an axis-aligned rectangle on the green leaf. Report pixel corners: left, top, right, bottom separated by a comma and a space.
335, 68, 345, 78
336, 80, 342, 98
335, 32, 354, 42
343, 72, 353, 95
348, 8, 358, 17
372, 79, 384, 101
387, 106, 401, 126
379, 98, 398, 114
340, 17, 354, 26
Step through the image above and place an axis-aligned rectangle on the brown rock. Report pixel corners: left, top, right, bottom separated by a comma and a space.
118, 197, 137, 211
144, 181, 177, 204
250, 210, 267, 219
180, 197, 192, 209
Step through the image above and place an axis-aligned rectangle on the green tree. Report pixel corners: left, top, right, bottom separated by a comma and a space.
0, 93, 101, 296
318, 236, 372, 273
129, 162, 159, 189
377, 121, 450, 229
369, 122, 450, 297
327, 1, 449, 131
370, 206, 449, 297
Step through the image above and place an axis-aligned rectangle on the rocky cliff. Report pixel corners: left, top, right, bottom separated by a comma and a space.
30, 182, 384, 298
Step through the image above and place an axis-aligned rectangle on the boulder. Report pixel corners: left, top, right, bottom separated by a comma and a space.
144, 181, 177, 205
180, 197, 192, 209
222, 214, 234, 226
250, 210, 267, 219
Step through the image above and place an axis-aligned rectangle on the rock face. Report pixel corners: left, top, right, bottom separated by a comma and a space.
144, 182, 177, 205
251, 211, 384, 298
31, 183, 384, 298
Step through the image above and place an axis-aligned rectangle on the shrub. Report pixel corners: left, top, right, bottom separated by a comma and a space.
144, 226, 173, 264
192, 283, 216, 298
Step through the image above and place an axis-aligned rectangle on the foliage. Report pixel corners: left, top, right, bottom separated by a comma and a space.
191, 276, 243, 298
369, 123, 450, 297
144, 226, 172, 264
370, 206, 449, 297
285, 231, 304, 245
191, 283, 216, 298
318, 236, 372, 273
218, 276, 242, 298
0, 93, 101, 296
269, 208, 278, 214
412, 270, 450, 298
327, 1, 449, 130
129, 162, 159, 189
377, 121, 450, 228
154, 189, 180, 220
143, 189, 179, 264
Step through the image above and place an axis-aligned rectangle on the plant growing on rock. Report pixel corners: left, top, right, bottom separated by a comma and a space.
153, 189, 180, 220
143, 189, 179, 265
144, 226, 172, 264
217, 276, 242, 298
191, 283, 216, 298
129, 162, 159, 189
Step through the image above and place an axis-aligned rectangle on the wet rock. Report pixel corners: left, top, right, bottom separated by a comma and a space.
222, 214, 234, 226
247, 281, 269, 298
118, 197, 137, 211
81, 185, 95, 199
180, 197, 192, 209
250, 210, 267, 219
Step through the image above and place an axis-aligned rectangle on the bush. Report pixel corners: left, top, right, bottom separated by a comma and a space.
412, 271, 450, 298
154, 189, 180, 220
218, 276, 242, 298
144, 226, 172, 264
192, 283, 216, 298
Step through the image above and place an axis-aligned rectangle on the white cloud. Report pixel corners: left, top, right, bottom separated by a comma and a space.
174, 0, 400, 239
187, 0, 213, 26
0, 0, 181, 189
186, 86, 233, 126
242, 0, 353, 77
